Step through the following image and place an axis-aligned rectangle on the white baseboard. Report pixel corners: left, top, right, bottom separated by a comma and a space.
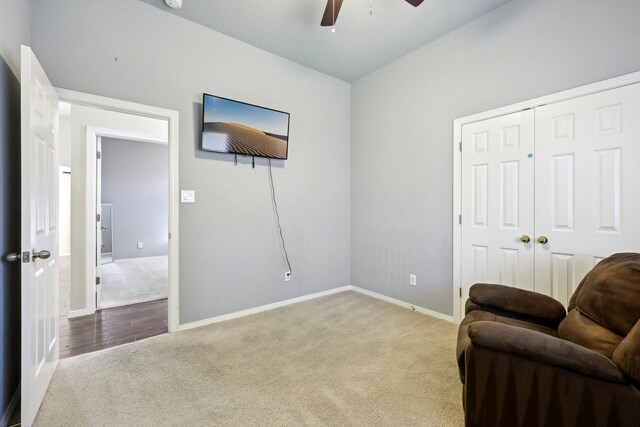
67, 308, 89, 318
1, 384, 19, 427
350, 286, 455, 323
179, 286, 351, 331
179, 285, 454, 331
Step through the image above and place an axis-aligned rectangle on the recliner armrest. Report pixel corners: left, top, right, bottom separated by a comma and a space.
469, 283, 566, 327
468, 321, 626, 383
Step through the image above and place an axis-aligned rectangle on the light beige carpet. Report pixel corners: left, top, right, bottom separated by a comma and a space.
99, 255, 168, 309
34, 291, 463, 426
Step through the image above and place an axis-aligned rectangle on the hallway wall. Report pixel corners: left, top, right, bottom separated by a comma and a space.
101, 137, 169, 260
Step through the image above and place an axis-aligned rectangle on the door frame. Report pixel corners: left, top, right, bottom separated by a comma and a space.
452, 70, 640, 323
57, 88, 181, 332
89, 127, 168, 311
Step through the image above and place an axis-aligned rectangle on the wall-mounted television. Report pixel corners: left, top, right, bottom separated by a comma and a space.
201, 93, 290, 160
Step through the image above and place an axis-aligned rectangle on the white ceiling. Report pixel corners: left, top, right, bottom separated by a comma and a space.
137, 0, 511, 82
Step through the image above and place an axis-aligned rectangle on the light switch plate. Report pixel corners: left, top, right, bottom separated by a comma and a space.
181, 190, 195, 203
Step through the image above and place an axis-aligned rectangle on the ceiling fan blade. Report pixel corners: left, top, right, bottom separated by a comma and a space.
405, 0, 424, 6
321, 0, 344, 26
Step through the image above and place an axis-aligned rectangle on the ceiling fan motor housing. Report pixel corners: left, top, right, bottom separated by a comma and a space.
165, 0, 183, 10
321, 0, 423, 27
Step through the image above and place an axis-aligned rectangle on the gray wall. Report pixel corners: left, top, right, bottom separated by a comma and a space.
31, 0, 351, 324
101, 137, 169, 260
0, 0, 30, 419
351, 0, 640, 316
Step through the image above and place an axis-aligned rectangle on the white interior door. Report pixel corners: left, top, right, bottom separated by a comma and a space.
20, 45, 59, 427
534, 83, 640, 306
460, 110, 535, 305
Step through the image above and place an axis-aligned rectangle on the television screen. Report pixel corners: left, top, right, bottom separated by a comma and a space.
201, 93, 290, 160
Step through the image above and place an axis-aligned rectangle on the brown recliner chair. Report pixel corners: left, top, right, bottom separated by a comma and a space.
456, 252, 640, 427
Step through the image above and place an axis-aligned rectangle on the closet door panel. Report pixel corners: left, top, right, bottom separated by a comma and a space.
534, 83, 640, 307
460, 110, 535, 301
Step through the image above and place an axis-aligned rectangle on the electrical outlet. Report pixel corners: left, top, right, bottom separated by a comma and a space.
409, 274, 416, 286
285, 271, 291, 282
137, 242, 144, 249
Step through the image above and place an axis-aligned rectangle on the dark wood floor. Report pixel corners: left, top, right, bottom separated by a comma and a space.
59, 299, 168, 359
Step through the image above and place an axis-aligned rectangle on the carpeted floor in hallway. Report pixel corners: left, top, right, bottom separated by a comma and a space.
34, 291, 463, 426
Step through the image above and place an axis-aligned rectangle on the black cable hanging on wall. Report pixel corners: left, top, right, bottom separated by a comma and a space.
268, 158, 292, 274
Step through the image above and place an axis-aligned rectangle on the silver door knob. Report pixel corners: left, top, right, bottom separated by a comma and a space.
537, 236, 549, 244
32, 250, 51, 261
5, 253, 20, 262
520, 235, 531, 243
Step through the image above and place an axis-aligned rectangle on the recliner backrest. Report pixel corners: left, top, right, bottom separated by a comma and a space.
574, 253, 640, 336
559, 253, 640, 359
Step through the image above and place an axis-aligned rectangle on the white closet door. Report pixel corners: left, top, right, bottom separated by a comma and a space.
534, 83, 640, 307
461, 110, 535, 301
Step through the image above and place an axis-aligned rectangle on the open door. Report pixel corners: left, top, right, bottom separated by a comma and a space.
21, 45, 59, 427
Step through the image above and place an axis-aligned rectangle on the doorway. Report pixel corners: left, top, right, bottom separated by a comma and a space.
55, 93, 179, 359
96, 136, 169, 310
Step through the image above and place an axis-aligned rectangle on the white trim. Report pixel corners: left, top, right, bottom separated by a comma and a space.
58, 167, 72, 258
452, 121, 463, 324
453, 71, 640, 128
67, 309, 89, 319
452, 70, 640, 323
180, 285, 456, 331
56, 88, 177, 121
57, 88, 180, 333
90, 126, 167, 145
350, 286, 455, 323
179, 286, 352, 331
1, 385, 20, 427
85, 127, 97, 315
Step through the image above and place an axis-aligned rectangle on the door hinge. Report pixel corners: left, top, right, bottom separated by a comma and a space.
96, 213, 101, 222
458, 214, 462, 225
96, 277, 101, 285
459, 141, 462, 152
97, 151, 101, 160
459, 287, 462, 298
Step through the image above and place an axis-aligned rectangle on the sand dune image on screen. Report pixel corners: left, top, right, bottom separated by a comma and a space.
202, 96, 289, 159
202, 122, 287, 159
